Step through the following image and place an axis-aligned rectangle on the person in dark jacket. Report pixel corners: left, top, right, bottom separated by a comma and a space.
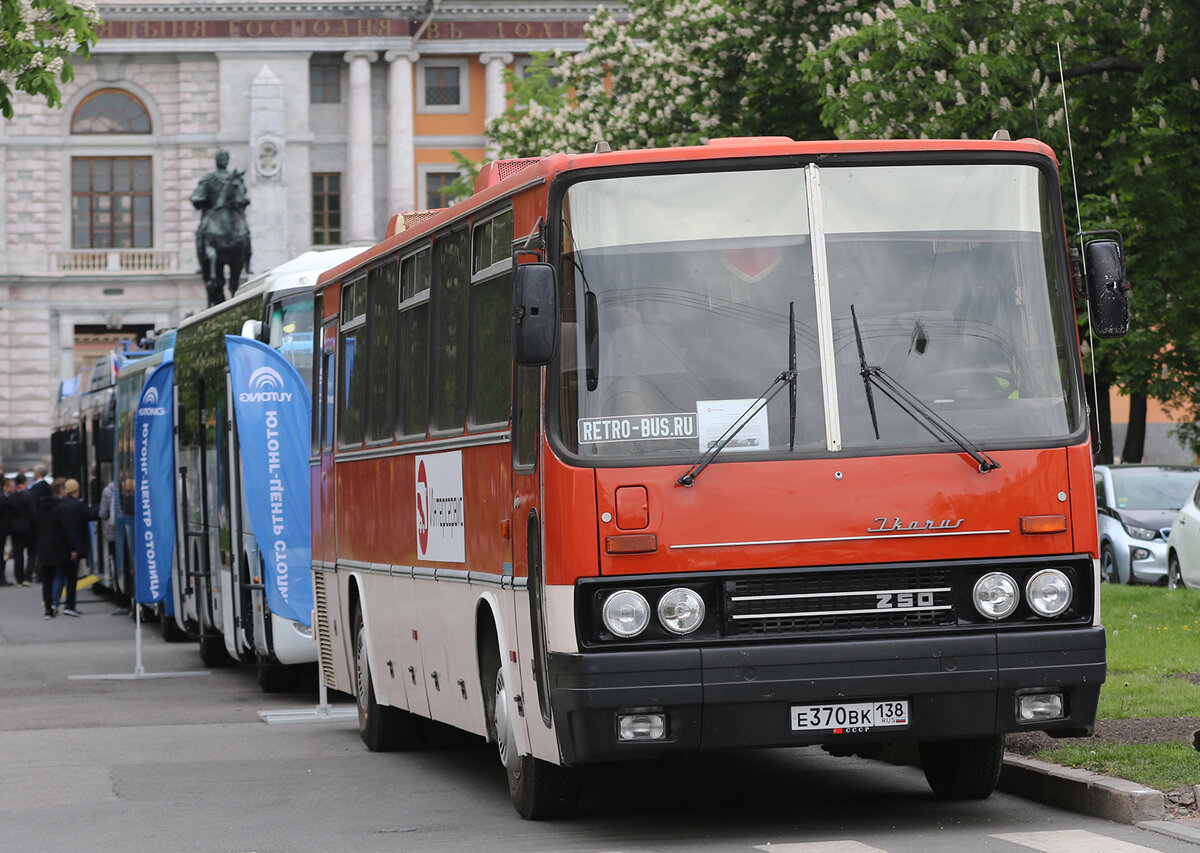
0, 477, 12, 585
56, 479, 99, 617
7, 474, 38, 586
36, 478, 70, 619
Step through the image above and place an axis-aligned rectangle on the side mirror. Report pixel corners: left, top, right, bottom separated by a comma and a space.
512, 262, 557, 365
240, 319, 263, 340
1083, 237, 1130, 338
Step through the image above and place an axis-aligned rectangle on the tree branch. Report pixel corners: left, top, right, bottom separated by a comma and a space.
1048, 57, 1149, 81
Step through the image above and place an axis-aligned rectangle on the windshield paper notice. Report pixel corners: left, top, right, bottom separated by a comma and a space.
578, 412, 698, 444
697, 399, 769, 452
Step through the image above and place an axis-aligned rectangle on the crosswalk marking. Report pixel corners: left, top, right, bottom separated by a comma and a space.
755, 844, 888, 853
991, 829, 1166, 852
749, 831, 1172, 853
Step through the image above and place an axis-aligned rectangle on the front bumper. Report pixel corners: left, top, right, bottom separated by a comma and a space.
549, 627, 1105, 764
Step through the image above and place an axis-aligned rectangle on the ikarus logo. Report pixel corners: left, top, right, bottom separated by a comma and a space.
239, 365, 293, 403
137, 384, 167, 417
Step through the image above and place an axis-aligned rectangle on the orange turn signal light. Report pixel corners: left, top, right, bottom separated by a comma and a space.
605, 534, 658, 555
1020, 515, 1068, 535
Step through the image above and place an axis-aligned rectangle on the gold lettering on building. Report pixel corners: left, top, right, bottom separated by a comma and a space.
514, 22, 532, 38
291, 20, 306, 37
245, 21, 263, 37
312, 20, 329, 36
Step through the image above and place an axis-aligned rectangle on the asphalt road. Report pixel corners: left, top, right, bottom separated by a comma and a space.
2, 573, 1198, 853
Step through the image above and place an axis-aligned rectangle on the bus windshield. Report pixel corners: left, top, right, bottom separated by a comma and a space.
555, 162, 1081, 462
268, 295, 314, 391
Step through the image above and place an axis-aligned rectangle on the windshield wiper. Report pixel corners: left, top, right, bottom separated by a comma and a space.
850, 304, 1000, 474
677, 369, 795, 487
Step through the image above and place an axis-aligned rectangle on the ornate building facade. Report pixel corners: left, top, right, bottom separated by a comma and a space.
0, 0, 605, 470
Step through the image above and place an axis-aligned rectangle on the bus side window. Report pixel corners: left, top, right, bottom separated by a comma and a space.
433, 227, 470, 433
514, 364, 539, 469
338, 276, 368, 448
398, 247, 431, 440
367, 259, 399, 443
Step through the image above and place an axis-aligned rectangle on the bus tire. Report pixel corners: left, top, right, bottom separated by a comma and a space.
353, 603, 419, 751
489, 664, 579, 820
919, 735, 1004, 800
199, 632, 231, 667
159, 610, 190, 642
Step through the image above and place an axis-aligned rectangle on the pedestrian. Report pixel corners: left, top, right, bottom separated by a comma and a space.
0, 476, 13, 585
57, 479, 98, 617
97, 478, 120, 605
36, 478, 70, 619
7, 473, 38, 586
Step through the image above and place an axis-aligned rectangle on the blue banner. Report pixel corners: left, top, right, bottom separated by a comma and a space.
134, 362, 175, 604
224, 336, 313, 627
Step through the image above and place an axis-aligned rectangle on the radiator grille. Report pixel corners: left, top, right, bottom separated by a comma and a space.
725, 567, 956, 637
312, 569, 336, 686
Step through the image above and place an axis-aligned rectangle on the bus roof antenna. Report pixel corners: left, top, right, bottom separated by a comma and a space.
594, 140, 611, 153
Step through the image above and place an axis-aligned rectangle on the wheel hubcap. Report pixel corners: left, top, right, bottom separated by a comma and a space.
355, 634, 369, 721
493, 670, 519, 772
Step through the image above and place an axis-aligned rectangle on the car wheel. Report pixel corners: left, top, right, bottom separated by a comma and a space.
1100, 543, 1120, 584
1168, 554, 1186, 590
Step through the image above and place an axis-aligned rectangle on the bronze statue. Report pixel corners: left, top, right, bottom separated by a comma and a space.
191, 150, 252, 307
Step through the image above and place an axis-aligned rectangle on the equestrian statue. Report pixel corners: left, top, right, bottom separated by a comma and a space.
191, 150, 252, 307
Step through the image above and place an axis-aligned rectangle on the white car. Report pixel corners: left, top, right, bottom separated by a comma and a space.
1095, 464, 1200, 585
1166, 479, 1200, 588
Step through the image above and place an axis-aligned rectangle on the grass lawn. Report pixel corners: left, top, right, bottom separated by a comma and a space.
1033, 583, 1200, 790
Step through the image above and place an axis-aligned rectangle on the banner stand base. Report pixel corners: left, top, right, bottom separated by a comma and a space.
257, 704, 357, 724
70, 669, 211, 681
258, 682, 356, 724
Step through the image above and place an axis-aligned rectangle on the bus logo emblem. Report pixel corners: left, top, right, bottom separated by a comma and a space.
249, 366, 284, 390
416, 460, 430, 554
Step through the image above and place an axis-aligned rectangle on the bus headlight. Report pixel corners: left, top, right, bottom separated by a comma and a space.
602, 590, 651, 638
656, 587, 705, 635
1025, 569, 1072, 617
973, 572, 1018, 620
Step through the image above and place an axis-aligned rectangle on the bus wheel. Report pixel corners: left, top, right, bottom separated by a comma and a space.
198, 632, 231, 667
353, 603, 419, 751
159, 609, 190, 642
491, 666, 579, 820
919, 735, 1004, 799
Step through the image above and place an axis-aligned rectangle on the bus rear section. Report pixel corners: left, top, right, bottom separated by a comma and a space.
314, 136, 1129, 819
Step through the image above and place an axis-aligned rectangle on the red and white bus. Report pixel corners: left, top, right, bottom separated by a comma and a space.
311, 135, 1129, 818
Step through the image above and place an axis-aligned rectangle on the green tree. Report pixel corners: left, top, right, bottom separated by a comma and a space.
801, 0, 1200, 461
487, 0, 835, 157
0, 0, 100, 119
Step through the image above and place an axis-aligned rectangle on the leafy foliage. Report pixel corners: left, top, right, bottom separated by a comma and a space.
0, 0, 100, 119
802, 0, 1200, 456
488, 0, 832, 156
486, 1, 1200, 452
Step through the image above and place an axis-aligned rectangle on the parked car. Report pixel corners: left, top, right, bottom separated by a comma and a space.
1166, 479, 1200, 588
1094, 464, 1200, 585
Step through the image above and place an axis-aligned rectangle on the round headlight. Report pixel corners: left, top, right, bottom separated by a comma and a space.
657, 587, 706, 635
973, 572, 1019, 620
602, 590, 650, 638
1026, 569, 1072, 617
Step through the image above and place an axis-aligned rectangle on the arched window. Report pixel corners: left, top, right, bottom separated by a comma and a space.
70, 88, 153, 248
71, 89, 151, 134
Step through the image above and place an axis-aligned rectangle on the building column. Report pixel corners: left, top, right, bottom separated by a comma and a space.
344, 51, 378, 243
385, 50, 419, 215
479, 52, 513, 160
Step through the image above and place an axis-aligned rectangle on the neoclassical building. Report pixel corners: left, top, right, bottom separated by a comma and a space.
0, 0, 607, 470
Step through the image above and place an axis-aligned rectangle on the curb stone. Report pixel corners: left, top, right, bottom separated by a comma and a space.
877, 744, 1193, 829
999, 753, 1166, 824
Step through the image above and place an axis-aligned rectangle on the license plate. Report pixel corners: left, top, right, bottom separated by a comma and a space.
790, 700, 909, 733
